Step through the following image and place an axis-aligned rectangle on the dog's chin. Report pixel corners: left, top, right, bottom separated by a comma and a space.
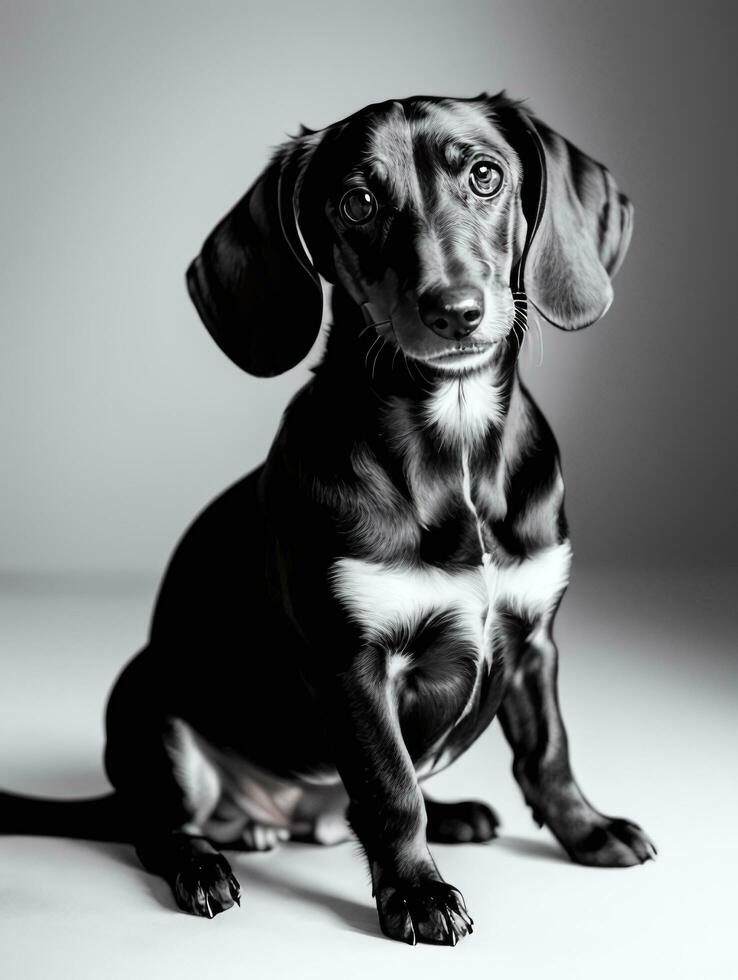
411, 342, 500, 376
388, 308, 517, 377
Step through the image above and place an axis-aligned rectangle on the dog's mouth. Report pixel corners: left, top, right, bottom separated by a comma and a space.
424, 342, 495, 362
416, 343, 499, 372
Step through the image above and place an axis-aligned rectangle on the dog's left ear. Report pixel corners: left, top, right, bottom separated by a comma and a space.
494, 100, 633, 330
186, 134, 324, 377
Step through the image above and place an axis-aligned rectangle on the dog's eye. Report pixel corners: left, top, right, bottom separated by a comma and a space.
469, 161, 504, 198
339, 188, 377, 225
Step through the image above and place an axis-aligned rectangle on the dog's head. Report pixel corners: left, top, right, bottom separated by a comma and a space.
187, 94, 632, 377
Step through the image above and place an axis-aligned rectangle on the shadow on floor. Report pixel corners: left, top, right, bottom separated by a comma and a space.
494, 834, 569, 864
237, 854, 381, 938
94, 836, 382, 939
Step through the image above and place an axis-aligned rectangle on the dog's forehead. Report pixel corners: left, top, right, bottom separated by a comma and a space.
360, 100, 516, 194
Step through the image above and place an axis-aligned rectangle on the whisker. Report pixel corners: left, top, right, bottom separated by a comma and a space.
364, 335, 381, 372
359, 317, 393, 339
403, 351, 426, 389
413, 358, 433, 390
508, 306, 529, 357
532, 310, 544, 367
403, 351, 426, 391
371, 338, 387, 381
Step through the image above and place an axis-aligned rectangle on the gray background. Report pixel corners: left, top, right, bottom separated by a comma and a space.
2, 0, 735, 578
1, 3, 736, 979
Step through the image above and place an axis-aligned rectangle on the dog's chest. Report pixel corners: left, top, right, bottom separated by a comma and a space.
331, 380, 570, 757
336, 387, 571, 655
331, 544, 571, 659
381, 380, 510, 565
331, 542, 570, 770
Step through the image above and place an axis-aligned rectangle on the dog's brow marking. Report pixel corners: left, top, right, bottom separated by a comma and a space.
412, 101, 522, 175
367, 102, 429, 224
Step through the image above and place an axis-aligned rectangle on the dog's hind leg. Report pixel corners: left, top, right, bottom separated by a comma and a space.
136, 829, 241, 917
498, 619, 657, 867
423, 794, 499, 844
104, 653, 241, 918
289, 782, 351, 845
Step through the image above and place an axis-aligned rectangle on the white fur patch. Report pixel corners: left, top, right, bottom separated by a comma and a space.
332, 543, 571, 759
495, 541, 572, 620
460, 447, 487, 557
164, 717, 222, 829
388, 652, 413, 680
333, 543, 571, 780
331, 542, 572, 651
424, 374, 505, 445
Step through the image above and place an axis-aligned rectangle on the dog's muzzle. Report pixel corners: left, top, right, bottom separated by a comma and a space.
417, 286, 484, 340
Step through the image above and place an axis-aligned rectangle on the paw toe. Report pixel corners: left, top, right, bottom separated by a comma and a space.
569, 817, 657, 868
173, 854, 241, 917
241, 821, 287, 852
377, 881, 472, 946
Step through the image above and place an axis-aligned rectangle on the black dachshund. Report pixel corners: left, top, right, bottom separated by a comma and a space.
1, 93, 655, 945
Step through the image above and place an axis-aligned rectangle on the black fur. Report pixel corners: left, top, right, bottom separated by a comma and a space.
0, 93, 654, 946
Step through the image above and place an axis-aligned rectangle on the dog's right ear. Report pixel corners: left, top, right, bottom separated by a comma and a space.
491, 96, 633, 331
186, 135, 324, 377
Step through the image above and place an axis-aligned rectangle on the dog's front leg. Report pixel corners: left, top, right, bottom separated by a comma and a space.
499, 617, 657, 867
330, 646, 473, 946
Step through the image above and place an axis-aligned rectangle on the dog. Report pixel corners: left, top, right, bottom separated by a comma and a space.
1, 92, 655, 945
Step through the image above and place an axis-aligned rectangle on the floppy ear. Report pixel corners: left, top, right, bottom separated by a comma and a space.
494, 100, 633, 330
186, 136, 324, 377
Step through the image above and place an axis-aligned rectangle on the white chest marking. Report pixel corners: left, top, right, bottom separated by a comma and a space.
331, 542, 572, 653
460, 446, 488, 558
424, 374, 505, 446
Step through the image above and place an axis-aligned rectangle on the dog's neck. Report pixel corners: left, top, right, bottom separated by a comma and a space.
318, 285, 519, 451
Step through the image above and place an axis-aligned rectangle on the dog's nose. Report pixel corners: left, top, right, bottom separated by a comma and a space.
418, 286, 484, 339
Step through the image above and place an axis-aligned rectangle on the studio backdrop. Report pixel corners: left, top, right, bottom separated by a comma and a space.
1, 0, 733, 579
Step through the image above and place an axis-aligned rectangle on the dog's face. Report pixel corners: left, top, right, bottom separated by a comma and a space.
187, 94, 633, 378
317, 100, 525, 373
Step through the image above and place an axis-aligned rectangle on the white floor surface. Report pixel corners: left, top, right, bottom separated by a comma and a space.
0, 566, 736, 979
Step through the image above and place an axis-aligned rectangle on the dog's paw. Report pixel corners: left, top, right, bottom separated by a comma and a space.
172, 852, 242, 917
563, 816, 657, 868
425, 798, 499, 844
240, 821, 290, 852
376, 880, 473, 946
